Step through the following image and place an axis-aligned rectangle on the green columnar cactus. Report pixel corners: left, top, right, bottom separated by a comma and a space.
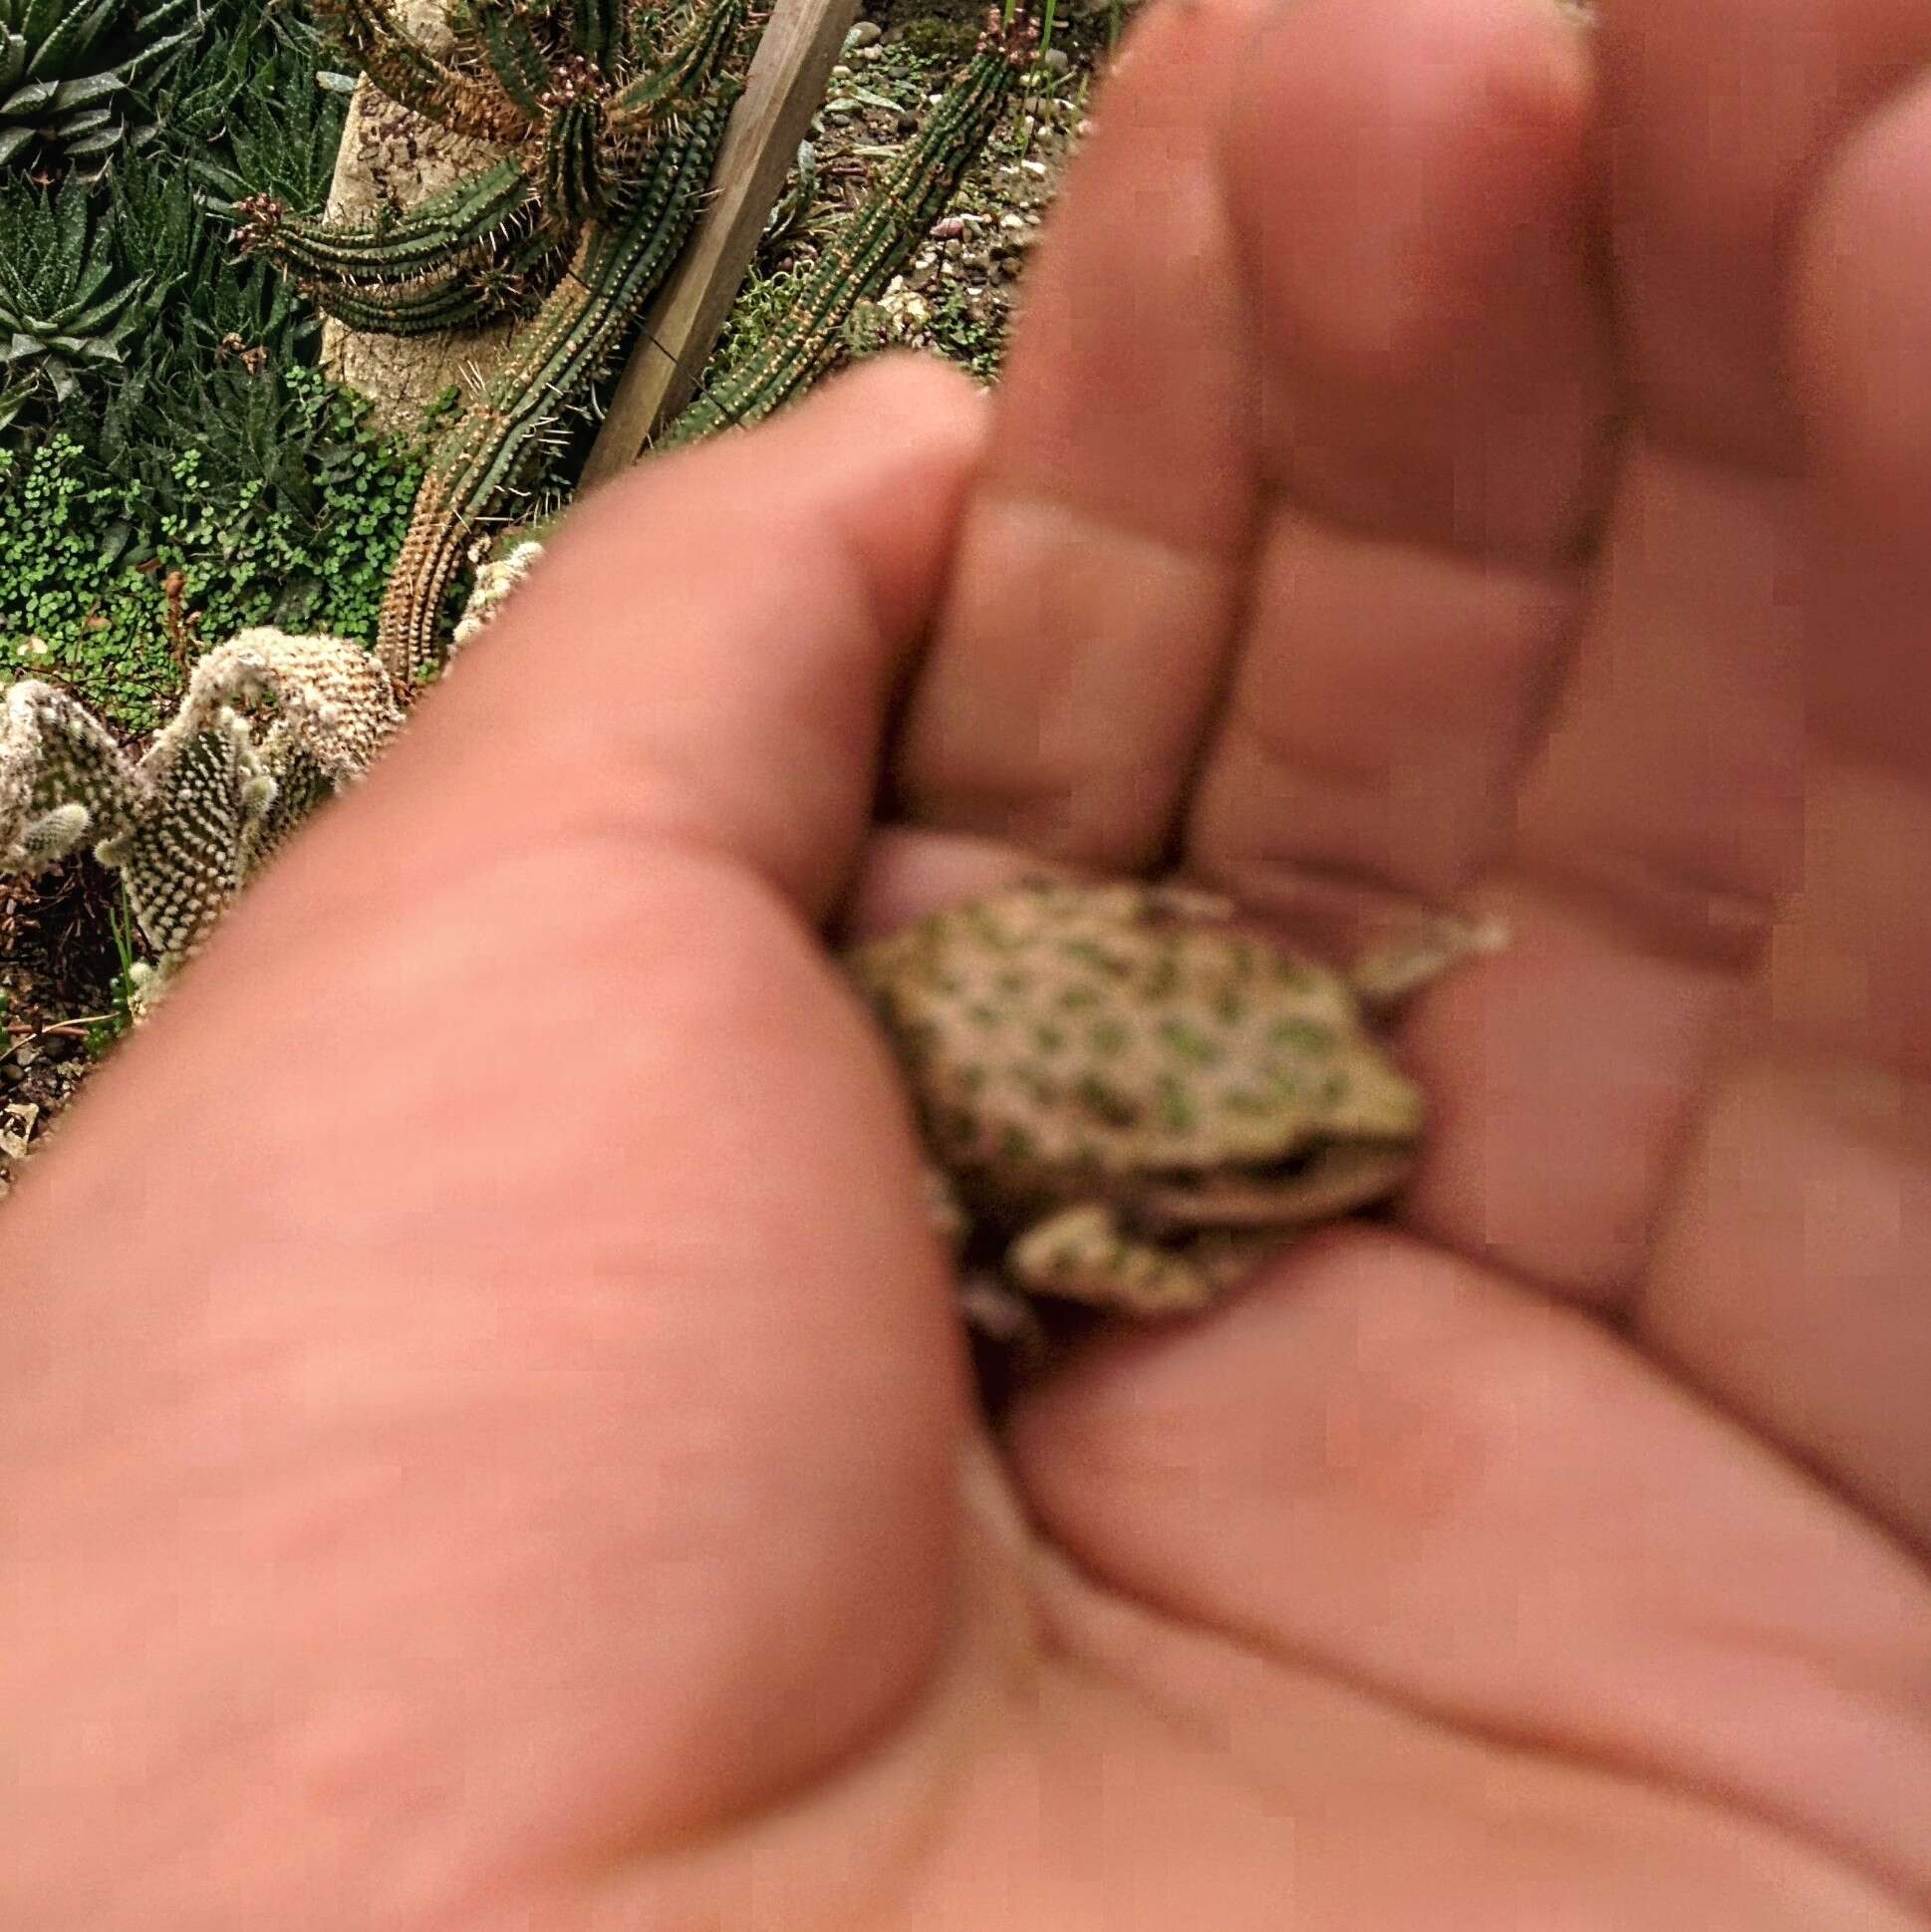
239, 0, 1034, 688
306, 0, 534, 146
663, 7, 1035, 446
237, 0, 755, 688
376, 82, 740, 685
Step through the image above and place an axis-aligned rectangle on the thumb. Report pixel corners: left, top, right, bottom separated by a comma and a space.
0, 359, 988, 1921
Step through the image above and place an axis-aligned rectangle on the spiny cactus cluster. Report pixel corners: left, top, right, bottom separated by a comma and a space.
1, 630, 404, 964
662, 7, 1035, 445
236, 0, 1034, 688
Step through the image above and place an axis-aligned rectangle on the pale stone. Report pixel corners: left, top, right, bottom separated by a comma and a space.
318, 0, 521, 432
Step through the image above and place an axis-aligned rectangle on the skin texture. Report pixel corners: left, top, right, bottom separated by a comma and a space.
4, 0, 1931, 1924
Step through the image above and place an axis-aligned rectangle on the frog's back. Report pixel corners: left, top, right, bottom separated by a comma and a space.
850, 879, 1414, 1196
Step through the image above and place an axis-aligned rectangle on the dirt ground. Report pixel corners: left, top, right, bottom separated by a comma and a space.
0, 869, 121, 1201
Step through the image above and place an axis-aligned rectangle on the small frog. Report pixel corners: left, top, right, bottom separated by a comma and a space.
846, 877, 1499, 1329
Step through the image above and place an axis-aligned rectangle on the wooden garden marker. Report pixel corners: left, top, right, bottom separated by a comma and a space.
579, 0, 859, 483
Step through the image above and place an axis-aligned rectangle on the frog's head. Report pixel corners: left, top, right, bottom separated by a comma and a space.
1116, 992, 1428, 1233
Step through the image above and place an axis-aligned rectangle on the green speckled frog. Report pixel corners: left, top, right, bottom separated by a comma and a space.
846, 877, 1500, 1328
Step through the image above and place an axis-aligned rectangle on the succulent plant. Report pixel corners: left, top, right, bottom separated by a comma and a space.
231, 0, 761, 686
148, 21, 348, 209
0, 177, 143, 425
236, 0, 1034, 688
0, 0, 200, 181
662, 11, 1035, 447
1, 628, 406, 964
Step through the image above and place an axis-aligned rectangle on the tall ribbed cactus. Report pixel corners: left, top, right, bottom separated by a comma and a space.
373, 84, 740, 683
235, 0, 757, 688
664, 8, 1035, 445
236, 0, 1034, 687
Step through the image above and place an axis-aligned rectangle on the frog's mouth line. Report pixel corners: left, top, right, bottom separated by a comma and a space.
1138, 1140, 1419, 1231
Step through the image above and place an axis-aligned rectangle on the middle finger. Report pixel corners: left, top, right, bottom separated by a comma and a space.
898, 0, 1611, 894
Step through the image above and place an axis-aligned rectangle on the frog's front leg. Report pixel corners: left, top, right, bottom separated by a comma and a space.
918, 1163, 1046, 1352
1006, 1206, 1270, 1318
1347, 910, 1509, 1009
920, 1162, 970, 1252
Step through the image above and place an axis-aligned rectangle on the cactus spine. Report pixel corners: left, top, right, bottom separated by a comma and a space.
378, 85, 740, 685
664, 9, 1036, 446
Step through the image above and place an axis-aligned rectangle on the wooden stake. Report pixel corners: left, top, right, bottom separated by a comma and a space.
580, 0, 858, 483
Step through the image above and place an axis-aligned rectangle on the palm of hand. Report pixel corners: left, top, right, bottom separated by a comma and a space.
5, 0, 1930, 1925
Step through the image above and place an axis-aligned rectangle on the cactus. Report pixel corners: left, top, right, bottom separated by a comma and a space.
234, 0, 758, 689
664, 8, 1034, 445
0, 3, 1038, 980
1, 631, 404, 965
374, 81, 741, 685
236, 0, 1034, 688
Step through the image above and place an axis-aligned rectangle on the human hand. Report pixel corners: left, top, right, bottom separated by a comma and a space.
4, 0, 1930, 1924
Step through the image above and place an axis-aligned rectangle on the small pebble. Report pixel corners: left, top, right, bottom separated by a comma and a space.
1042, 47, 1070, 74
844, 19, 881, 47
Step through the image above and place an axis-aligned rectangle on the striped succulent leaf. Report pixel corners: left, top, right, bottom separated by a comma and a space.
0, 178, 143, 420
0, 0, 199, 177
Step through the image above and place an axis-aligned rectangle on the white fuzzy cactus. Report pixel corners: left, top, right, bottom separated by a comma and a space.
2, 630, 406, 966
2, 546, 550, 974
450, 538, 545, 650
